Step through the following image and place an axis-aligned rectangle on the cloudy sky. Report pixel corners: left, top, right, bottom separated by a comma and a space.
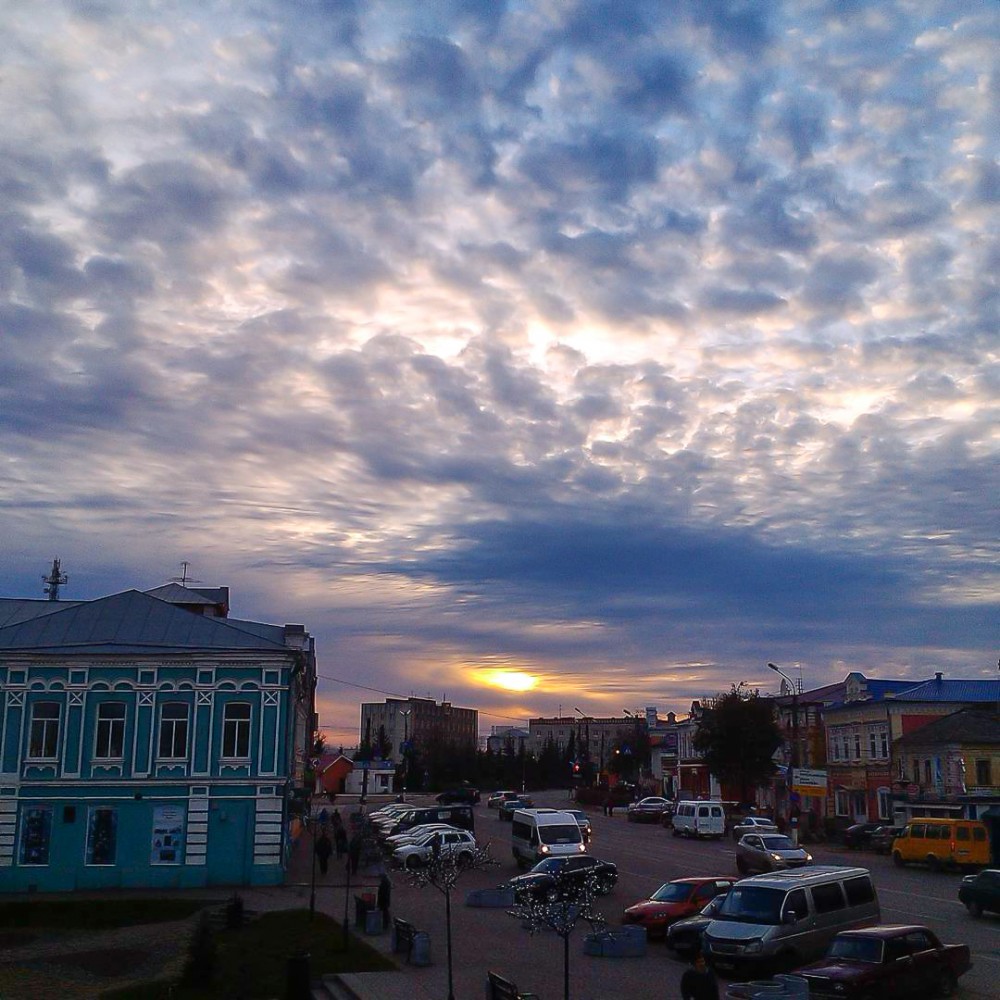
2, 1, 997, 745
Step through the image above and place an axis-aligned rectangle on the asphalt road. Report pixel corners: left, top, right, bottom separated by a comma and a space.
363, 792, 997, 999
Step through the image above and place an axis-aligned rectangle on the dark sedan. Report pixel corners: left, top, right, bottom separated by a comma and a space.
503, 855, 618, 901
665, 893, 729, 958
623, 877, 736, 939
798, 925, 971, 998
843, 822, 882, 850
626, 796, 672, 822
870, 825, 903, 855
959, 868, 1000, 917
436, 787, 480, 805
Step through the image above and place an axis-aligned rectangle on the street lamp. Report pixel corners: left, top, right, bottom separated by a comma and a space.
769, 662, 800, 841
400, 710, 411, 799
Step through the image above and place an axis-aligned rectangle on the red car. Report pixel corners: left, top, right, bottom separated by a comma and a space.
622, 877, 736, 939
798, 925, 971, 998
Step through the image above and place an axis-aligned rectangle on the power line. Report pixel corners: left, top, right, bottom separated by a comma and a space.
315, 669, 531, 724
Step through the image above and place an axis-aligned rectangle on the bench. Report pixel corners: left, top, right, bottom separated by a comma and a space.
486, 971, 539, 1000
391, 917, 431, 966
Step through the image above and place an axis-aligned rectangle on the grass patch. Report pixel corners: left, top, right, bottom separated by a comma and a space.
100, 909, 396, 999
0, 898, 220, 930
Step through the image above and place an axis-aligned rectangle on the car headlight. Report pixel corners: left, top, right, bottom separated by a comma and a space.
540, 844, 550, 854
577, 843, 586, 852
804, 854, 813, 863
743, 939, 763, 954
770, 853, 783, 861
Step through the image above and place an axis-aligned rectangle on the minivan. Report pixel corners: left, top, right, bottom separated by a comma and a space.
671, 801, 726, 839
511, 809, 586, 868
891, 817, 990, 870
702, 866, 879, 974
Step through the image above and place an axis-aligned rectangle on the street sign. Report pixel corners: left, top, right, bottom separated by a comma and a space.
791, 768, 827, 794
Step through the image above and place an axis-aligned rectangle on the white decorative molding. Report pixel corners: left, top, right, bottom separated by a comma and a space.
196, 691, 213, 706
263, 691, 279, 707
68, 691, 84, 707
138, 691, 154, 707
9, 692, 24, 708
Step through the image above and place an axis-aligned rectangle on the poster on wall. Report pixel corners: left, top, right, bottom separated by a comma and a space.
20, 806, 52, 865
150, 804, 186, 865
86, 807, 118, 865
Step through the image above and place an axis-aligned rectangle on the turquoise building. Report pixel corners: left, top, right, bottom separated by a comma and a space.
0, 584, 316, 892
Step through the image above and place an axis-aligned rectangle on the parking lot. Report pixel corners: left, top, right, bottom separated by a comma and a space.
308, 792, 996, 999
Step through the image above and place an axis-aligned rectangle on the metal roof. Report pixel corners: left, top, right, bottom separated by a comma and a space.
0, 590, 290, 654
0, 599, 85, 628
892, 678, 1000, 703
822, 679, 927, 713
895, 708, 1000, 747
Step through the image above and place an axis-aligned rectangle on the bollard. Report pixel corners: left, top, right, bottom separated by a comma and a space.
285, 951, 311, 1000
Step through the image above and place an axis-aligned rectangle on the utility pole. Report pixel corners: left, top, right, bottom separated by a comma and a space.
769, 663, 800, 841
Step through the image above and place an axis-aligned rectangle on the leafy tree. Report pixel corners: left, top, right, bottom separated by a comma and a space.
693, 683, 782, 802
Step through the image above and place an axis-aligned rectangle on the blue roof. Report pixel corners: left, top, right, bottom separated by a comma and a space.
892, 678, 1000, 703
823, 679, 928, 714
0, 590, 289, 654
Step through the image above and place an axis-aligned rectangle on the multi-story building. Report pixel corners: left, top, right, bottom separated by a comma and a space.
528, 713, 646, 770
0, 584, 316, 892
485, 726, 530, 754
360, 697, 477, 764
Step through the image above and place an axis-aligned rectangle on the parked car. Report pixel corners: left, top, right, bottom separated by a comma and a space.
563, 808, 593, 844
626, 796, 672, 822
843, 822, 882, 850
731, 815, 779, 841
623, 876, 737, 939
870, 825, 904, 855
498, 796, 533, 821
959, 868, 1000, 917
666, 893, 730, 958
797, 925, 971, 998
503, 855, 618, 901
735, 832, 812, 874
383, 823, 458, 849
393, 829, 478, 869
436, 786, 480, 805
487, 790, 522, 809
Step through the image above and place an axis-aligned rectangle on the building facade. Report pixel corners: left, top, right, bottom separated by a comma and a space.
0, 586, 316, 892
528, 714, 645, 770
360, 697, 478, 764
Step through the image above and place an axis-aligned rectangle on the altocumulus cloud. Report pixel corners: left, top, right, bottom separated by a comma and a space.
0, 0, 996, 743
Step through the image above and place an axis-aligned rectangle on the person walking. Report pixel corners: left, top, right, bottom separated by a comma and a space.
680, 951, 719, 1000
377, 871, 392, 928
314, 830, 333, 876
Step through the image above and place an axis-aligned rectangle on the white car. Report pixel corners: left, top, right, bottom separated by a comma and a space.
394, 829, 478, 869
488, 790, 522, 809
731, 815, 779, 840
384, 824, 458, 848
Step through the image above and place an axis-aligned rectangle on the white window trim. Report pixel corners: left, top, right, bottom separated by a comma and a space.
94, 702, 127, 760
28, 702, 61, 760
158, 702, 190, 760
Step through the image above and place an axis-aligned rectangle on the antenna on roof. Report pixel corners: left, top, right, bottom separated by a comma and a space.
170, 561, 202, 587
43, 559, 68, 601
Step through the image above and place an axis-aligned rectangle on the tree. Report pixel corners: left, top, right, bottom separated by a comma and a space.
693, 683, 782, 803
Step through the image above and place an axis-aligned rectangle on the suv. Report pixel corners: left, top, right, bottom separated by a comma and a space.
393, 829, 478, 869
436, 787, 480, 805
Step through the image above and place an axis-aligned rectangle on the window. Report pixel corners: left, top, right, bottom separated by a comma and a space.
880, 731, 889, 758
835, 789, 850, 817
844, 875, 875, 905
19, 807, 52, 865
923, 760, 932, 784
28, 702, 61, 759
973, 827, 986, 843
158, 703, 189, 758
869, 732, 877, 759
94, 702, 126, 758
86, 807, 117, 865
956, 826, 969, 841
853, 733, 861, 760
877, 787, 892, 820
912, 759, 920, 783
910, 823, 926, 838
782, 888, 809, 922
811, 882, 846, 914
831, 738, 840, 762
975, 759, 991, 785
222, 702, 251, 758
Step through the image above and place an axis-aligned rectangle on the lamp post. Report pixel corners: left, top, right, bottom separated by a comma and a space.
400, 710, 411, 799
768, 662, 800, 840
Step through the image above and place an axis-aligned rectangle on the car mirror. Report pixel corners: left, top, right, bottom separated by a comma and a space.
783, 912, 797, 924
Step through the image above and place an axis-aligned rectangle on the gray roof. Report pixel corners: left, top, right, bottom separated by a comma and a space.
144, 583, 220, 606
895, 709, 1000, 747
0, 590, 290, 655
0, 599, 85, 628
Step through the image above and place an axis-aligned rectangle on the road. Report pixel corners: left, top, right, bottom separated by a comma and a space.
366, 792, 997, 999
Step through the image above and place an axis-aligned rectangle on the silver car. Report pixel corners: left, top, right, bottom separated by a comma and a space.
736, 833, 812, 875
731, 815, 779, 840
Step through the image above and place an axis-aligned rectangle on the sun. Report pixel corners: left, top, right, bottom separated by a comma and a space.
486, 670, 538, 692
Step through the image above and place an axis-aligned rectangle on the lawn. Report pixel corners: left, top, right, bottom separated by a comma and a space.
99, 908, 397, 999
0, 897, 220, 931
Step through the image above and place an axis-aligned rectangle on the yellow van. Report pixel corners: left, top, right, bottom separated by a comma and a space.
891, 817, 990, 870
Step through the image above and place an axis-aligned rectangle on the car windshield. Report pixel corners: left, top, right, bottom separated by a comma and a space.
828, 937, 883, 964
760, 835, 796, 850
651, 883, 694, 902
718, 886, 785, 925
538, 824, 581, 844
702, 895, 726, 915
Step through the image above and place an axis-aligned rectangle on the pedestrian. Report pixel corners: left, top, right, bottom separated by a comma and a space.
680, 950, 719, 1000
331, 808, 343, 831
348, 833, 361, 875
319, 806, 329, 827
335, 824, 348, 860
314, 831, 333, 876
377, 871, 392, 927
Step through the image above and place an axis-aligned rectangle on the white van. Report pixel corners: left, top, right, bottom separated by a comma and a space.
511, 809, 586, 869
702, 866, 879, 974
671, 801, 726, 839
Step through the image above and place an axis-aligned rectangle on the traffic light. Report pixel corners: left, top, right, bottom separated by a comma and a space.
572, 761, 580, 774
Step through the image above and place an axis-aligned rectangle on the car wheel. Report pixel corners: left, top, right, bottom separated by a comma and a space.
892, 850, 904, 867
927, 854, 941, 872
937, 971, 958, 998
966, 900, 983, 917
405, 855, 422, 870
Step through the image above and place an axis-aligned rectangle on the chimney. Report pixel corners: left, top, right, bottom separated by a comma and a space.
935, 672, 943, 683
283, 624, 308, 650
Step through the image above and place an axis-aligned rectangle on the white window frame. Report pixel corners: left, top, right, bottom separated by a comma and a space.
94, 702, 126, 759
868, 731, 877, 760
28, 702, 61, 759
877, 787, 892, 820
853, 732, 861, 760
880, 731, 889, 758
222, 702, 252, 759
835, 789, 850, 817
158, 702, 190, 759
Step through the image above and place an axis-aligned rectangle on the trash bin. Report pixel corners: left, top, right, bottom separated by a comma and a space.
354, 895, 370, 928
285, 951, 310, 1000
364, 907, 383, 935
